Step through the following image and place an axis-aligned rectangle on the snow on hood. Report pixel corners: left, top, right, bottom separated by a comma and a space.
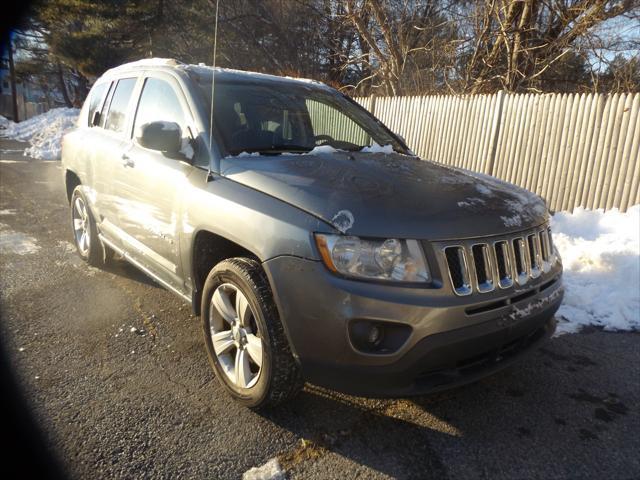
360, 142, 395, 154
221, 150, 548, 239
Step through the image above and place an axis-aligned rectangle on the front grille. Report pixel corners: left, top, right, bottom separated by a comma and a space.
441, 224, 557, 296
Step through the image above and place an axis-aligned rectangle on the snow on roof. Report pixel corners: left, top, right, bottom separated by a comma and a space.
180, 63, 328, 88
104, 58, 183, 74
103, 57, 329, 89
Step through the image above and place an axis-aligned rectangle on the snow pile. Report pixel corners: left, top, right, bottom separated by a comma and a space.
552, 205, 640, 335
0, 115, 10, 129
1, 108, 79, 160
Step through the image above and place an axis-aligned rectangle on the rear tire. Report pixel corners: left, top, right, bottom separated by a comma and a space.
70, 186, 110, 267
201, 257, 303, 408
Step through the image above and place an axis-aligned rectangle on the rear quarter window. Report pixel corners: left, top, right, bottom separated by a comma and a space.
86, 82, 109, 127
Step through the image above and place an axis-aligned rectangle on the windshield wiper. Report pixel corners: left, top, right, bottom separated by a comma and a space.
229, 145, 313, 156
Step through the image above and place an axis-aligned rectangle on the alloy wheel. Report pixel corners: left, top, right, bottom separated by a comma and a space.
209, 283, 263, 389
72, 196, 90, 256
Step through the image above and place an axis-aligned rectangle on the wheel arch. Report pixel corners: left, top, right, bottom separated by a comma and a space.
65, 169, 82, 204
190, 229, 261, 315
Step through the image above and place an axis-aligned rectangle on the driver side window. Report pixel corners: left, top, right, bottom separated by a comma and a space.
133, 78, 188, 139
305, 99, 371, 146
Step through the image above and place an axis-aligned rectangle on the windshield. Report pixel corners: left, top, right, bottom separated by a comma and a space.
195, 79, 406, 156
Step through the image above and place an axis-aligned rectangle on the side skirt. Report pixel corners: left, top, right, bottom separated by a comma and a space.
100, 234, 192, 304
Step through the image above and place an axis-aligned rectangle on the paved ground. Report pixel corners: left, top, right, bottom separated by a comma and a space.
1, 137, 639, 480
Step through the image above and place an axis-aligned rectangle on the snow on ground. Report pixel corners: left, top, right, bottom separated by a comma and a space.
1, 108, 79, 160
242, 458, 285, 480
552, 205, 640, 335
0, 115, 10, 129
0, 223, 40, 255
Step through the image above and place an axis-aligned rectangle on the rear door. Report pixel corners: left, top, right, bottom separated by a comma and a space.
110, 73, 197, 290
72, 80, 112, 220
93, 76, 141, 245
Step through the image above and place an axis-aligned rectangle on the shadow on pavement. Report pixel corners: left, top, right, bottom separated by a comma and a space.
102, 256, 163, 289
260, 330, 638, 479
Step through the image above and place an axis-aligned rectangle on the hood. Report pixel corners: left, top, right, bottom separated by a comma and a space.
220, 151, 548, 240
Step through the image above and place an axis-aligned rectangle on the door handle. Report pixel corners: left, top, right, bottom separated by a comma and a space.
122, 154, 135, 168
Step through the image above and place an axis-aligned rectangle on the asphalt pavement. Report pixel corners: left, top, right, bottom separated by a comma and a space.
1, 138, 639, 479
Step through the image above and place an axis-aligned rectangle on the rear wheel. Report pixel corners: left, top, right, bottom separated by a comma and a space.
201, 257, 303, 408
70, 186, 110, 267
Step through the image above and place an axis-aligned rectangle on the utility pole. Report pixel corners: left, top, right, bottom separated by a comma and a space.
8, 33, 19, 122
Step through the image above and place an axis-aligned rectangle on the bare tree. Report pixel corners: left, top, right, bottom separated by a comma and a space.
343, 0, 456, 95
458, 0, 639, 93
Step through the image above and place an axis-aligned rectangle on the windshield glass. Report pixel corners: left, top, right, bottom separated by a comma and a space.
195, 79, 406, 156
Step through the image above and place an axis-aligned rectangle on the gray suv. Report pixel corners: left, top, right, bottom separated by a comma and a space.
62, 59, 563, 408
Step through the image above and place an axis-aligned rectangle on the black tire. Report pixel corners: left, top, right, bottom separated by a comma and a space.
70, 186, 110, 267
201, 257, 303, 408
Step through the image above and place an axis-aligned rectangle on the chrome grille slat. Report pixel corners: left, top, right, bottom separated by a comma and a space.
444, 246, 472, 296
472, 244, 495, 293
527, 233, 542, 278
494, 240, 514, 289
547, 226, 557, 265
441, 225, 556, 296
539, 229, 551, 272
513, 237, 530, 285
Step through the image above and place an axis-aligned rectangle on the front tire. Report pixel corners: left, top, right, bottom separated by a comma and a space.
201, 257, 303, 408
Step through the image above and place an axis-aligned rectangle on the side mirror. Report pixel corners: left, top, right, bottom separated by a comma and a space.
136, 121, 182, 154
91, 111, 101, 127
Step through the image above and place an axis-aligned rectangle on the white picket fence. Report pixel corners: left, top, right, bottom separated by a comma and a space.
354, 92, 639, 212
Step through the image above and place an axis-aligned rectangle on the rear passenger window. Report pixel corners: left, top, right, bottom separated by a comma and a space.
104, 78, 137, 133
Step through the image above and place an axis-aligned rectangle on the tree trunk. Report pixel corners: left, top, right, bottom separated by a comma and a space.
57, 62, 73, 107
72, 72, 89, 107
8, 37, 19, 122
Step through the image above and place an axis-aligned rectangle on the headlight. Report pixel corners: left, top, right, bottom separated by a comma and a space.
315, 234, 430, 283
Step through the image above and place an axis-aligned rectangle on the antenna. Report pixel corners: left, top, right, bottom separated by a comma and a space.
207, 0, 220, 179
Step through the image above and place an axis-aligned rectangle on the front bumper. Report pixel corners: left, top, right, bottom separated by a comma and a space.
263, 256, 563, 397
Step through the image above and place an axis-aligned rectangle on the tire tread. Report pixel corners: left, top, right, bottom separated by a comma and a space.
203, 257, 303, 408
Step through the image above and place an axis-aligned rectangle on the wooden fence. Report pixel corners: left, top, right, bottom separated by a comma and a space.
0, 95, 46, 121
354, 92, 639, 212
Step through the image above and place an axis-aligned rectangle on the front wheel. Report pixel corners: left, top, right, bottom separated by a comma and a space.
201, 257, 303, 408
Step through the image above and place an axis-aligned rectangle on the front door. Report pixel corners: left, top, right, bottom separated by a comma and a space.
111, 74, 196, 289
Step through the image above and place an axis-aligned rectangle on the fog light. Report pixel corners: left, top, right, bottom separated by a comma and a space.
368, 325, 382, 344
348, 319, 412, 354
